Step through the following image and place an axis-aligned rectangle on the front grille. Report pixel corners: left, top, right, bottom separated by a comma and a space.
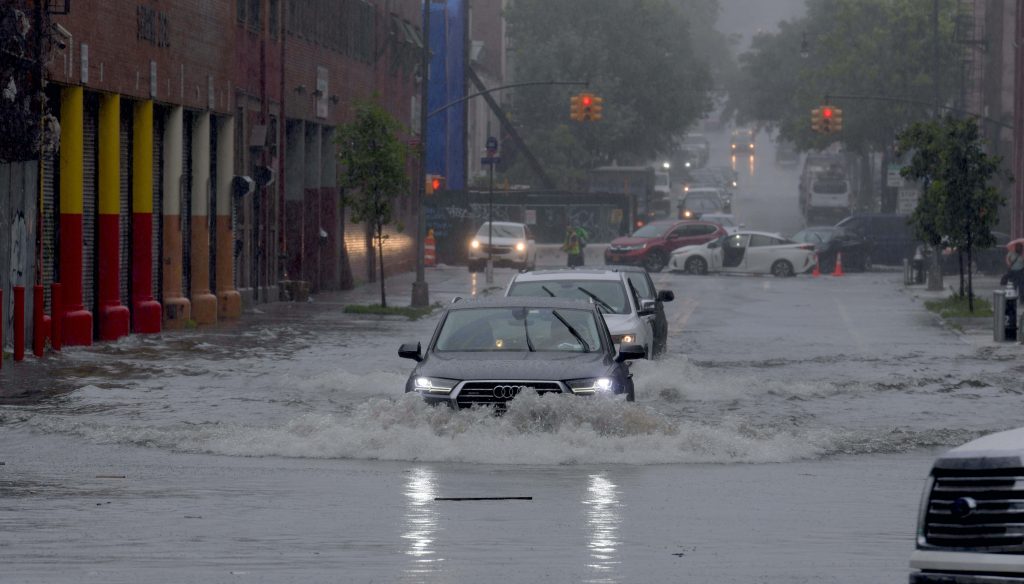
480, 245, 513, 254
924, 468, 1024, 552
456, 381, 562, 409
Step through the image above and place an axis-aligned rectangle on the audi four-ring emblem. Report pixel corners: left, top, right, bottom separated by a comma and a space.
492, 385, 527, 399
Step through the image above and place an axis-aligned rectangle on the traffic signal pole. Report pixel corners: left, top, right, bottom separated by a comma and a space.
411, 0, 432, 308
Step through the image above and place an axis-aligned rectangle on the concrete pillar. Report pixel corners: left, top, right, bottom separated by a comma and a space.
58, 86, 93, 346
190, 112, 217, 324
285, 120, 305, 280
162, 106, 191, 328
216, 116, 241, 319
131, 100, 162, 333
305, 123, 322, 287
97, 93, 130, 341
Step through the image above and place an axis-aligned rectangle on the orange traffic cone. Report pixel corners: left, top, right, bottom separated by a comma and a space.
812, 255, 821, 278
832, 252, 845, 277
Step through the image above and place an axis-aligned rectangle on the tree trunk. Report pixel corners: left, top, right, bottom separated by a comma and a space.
377, 222, 387, 308
958, 251, 965, 298
967, 245, 975, 313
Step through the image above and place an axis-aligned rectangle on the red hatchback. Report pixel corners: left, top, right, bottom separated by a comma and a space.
604, 220, 726, 272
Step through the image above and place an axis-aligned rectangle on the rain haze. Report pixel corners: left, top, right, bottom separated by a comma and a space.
1, 1, 1022, 583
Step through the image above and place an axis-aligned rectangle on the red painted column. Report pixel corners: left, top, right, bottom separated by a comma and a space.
59, 86, 93, 346
97, 93, 130, 341
51, 283, 62, 352
14, 287, 25, 362
132, 100, 161, 333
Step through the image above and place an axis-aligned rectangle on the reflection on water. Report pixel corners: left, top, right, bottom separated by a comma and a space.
748, 154, 756, 176
730, 154, 737, 172
402, 467, 442, 575
585, 473, 622, 583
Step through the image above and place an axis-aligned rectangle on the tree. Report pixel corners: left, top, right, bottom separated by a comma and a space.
732, 0, 962, 211
504, 0, 714, 188
335, 97, 409, 307
897, 116, 1006, 312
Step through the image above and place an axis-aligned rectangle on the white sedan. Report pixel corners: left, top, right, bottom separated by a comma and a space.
667, 231, 817, 277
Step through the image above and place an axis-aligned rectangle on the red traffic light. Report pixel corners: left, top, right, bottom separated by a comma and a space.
822, 107, 834, 118
431, 177, 442, 191
582, 95, 593, 107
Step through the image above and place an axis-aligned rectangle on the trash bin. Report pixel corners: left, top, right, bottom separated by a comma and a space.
993, 287, 1018, 342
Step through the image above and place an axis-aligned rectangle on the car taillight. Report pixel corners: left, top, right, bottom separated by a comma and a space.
797, 244, 815, 251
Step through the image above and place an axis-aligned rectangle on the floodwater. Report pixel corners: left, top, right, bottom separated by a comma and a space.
1, 128, 1019, 583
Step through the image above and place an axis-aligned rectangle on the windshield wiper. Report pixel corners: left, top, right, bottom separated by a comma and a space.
552, 310, 591, 353
540, 285, 557, 297
576, 286, 614, 313
523, 314, 536, 352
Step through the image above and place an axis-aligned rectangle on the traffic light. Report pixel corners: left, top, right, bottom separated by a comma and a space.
830, 107, 843, 133
570, 94, 583, 121
425, 174, 445, 195
811, 107, 823, 133
590, 96, 604, 121
821, 106, 834, 134
581, 93, 594, 120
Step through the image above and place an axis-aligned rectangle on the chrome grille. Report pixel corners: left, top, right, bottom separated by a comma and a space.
456, 381, 562, 408
925, 468, 1024, 552
480, 244, 513, 254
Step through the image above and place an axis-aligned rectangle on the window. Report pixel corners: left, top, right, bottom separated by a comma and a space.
269, 0, 279, 38
749, 234, 779, 247
247, 0, 261, 30
725, 234, 749, 249
508, 280, 630, 315
237, 0, 247, 23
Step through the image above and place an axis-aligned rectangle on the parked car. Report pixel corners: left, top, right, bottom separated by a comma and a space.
791, 226, 873, 272
467, 221, 537, 272
505, 269, 656, 360
604, 219, 726, 273
608, 266, 674, 357
730, 128, 756, 155
834, 214, 917, 266
668, 231, 817, 277
399, 297, 646, 406
909, 426, 1024, 583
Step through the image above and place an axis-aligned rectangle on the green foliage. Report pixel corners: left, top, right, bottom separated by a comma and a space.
335, 96, 409, 307
504, 0, 716, 188
897, 116, 1006, 311
924, 295, 993, 319
733, 0, 961, 154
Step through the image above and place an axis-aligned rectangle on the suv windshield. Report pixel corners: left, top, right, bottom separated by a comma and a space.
631, 222, 673, 238
476, 223, 524, 239
508, 279, 630, 314
434, 307, 602, 353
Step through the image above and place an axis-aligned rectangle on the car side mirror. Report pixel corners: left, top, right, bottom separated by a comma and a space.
638, 299, 657, 316
657, 289, 675, 302
616, 344, 647, 362
398, 342, 423, 362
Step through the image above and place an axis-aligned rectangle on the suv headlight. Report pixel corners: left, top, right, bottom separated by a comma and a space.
414, 377, 458, 394
471, 240, 480, 249
611, 334, 636, 344
566, 378, 614, 394
516, 241, 526, 252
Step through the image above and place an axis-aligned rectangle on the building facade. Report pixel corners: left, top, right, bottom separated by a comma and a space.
28, 0, 422, 346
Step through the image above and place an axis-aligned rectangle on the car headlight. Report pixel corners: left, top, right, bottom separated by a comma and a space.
516, 241, 526, 252
611, 334, 636, 344
749, 143, 755, 148
414, 377, 458, 394
566, 377, 614, 394
471, 240, 480, 249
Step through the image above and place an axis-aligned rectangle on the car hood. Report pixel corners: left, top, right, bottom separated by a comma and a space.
473, 235, 522, 245
670, 244, 706, 256
934, 427, 1024, 470
610, 236, 654, 247
417, 351, 612, 381
602, 313, 642, 335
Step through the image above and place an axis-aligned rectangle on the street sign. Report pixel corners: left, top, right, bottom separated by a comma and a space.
525, 209, 537, 225
897, 185, 921, 216
486, 136, 498, 151
887, 164, 905, 188
481, 156, 501, 165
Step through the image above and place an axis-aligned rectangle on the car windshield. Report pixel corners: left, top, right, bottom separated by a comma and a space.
812, 180, 849, 194
685, 195, 722, 212
434, 307, 602, 353
630, 222, 673, 238
476, 223, 524, 239
655, 173, 669, 187
507, 279, 630, 314
792, 229, 834, 244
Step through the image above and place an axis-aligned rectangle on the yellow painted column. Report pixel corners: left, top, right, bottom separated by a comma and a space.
190, 111, 218, 324
97, 93, 130, 341
132, 100, 161, 333
162, 106, 191, 328
58, 86, 93, 346
216, 116, 241, 319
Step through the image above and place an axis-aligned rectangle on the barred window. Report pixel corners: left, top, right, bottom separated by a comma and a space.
269, 0, 279, 39
286, 0, 378, 62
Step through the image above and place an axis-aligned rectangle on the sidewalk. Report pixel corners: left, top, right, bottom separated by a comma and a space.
902, 271, 1010, 346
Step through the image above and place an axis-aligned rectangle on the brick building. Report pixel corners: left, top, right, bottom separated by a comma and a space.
34, 0, 422, 345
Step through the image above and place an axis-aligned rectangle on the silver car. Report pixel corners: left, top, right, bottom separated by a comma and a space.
504, 269, 656, 358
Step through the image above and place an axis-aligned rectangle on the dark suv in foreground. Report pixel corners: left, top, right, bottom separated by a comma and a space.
835, 213, 917, 266
605, 219, 726, 272
399, 298, 646, 406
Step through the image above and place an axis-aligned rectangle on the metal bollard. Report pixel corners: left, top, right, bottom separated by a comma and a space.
51, 283, 62, 351
33, 285, 44, 357
1005, 284, 1019, 342
13, 286, 25, 361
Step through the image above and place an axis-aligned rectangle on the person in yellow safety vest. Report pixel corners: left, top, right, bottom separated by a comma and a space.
562, 225, 585, 267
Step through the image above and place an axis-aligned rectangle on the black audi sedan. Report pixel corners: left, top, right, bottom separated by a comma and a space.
398, 297, 646, 407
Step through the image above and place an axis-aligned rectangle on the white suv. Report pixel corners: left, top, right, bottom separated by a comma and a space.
910, 426, 1024, 583
468, 221, 536, 272
505, 269, 655, 358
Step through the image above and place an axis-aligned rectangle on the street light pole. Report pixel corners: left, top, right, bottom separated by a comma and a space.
411, 0, 431, 307
483, 135, 498, 285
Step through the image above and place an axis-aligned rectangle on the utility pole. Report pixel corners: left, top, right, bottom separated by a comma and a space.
927, 0, 944, 291
483, 136, 499, 284
411, 0, 431, 307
